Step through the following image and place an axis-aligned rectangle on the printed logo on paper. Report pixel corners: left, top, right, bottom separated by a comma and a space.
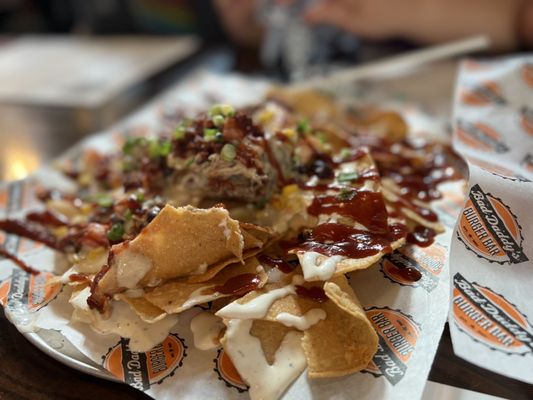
380, 243, 446, 292
456, 119, 509, 153
457, 184, 528, 264
103, 334, 187, 391
468, 157, 530, 182
460, 81, 506, 106
522, 62, 533, 89
364, 307, 420, 385
0, 269, 61, 312
214, 348, 248, 392
520, 106, 533, 136
453, 273, 533, 355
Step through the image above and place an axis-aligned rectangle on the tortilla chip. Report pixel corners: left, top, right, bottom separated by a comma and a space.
183, 223, 274, 284
302, 275, 378, 378
144, 257, 267, 314
97, 205, 247, 295
250, 320, 293, 365
117, 295, 167, 323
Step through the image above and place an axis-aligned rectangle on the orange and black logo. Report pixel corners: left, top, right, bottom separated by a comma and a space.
213, 348, 248, 393
460, 81, 506, 106
457, 184, 528, 264
522, 62, 533, 89
468, 157, 530, 182
103, 334, 187, 391
456, 119, 509, 153
521, 106, 533, 136
453, 273, 533, 355
0, 269, 61, 312
521, 153, 533, 174
364, 307, 420, 385
381, 243, 446, 292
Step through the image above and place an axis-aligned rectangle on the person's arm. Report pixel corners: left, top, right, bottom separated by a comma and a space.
305, 0, 529, 52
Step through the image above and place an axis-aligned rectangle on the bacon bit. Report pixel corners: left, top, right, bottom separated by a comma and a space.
0, 245, 40, 275
80, 223, 110, 248
68, 273, 90, 283
86, 264, 111, 313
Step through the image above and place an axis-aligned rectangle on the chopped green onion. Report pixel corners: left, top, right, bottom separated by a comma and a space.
203, 128, 220, 142
124, 209, 133, 221
316, 131, 328, 144
94, 193, 113, 208
134, 191, 145, 203
107, 223, 125, 242
219, 104, 235, 117
297, 119, 311, 134
221, 143, 237, 162
209, 104, 235, 117
337, 188, 356, 201
122, 137, 146, 154
340, 148, 352, 159
148, 139, 171, 158
212, 114, 225, 127
174, 125, 186, 140
208, 104, 222, 117
337, 172, 360, 183
253, 197, 268, 209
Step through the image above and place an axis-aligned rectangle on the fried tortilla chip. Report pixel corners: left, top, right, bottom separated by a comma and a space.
144, 257, 267, 314
302, 275, 378, 378
97, 205, 248, 295
116, 295, 167, 323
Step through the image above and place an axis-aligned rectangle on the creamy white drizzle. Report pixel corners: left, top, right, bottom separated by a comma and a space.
216, 275, 304, 320
299, 252, 344, 281
114, 249, 152, 289
191, 262, 208, 276
181, 285, 219, 310
70, 287, 178, 352
224, 319, 306, 400
190, 312, 224, 350
276, 309, 326, 330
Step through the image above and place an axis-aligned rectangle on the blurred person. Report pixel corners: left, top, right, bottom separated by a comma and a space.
216, 0, 533, 52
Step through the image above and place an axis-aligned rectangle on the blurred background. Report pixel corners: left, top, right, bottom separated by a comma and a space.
0, 0, 530, 181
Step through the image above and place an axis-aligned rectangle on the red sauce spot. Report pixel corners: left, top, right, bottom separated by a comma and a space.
214, 273, 261, 296
26, 210, 67, 227
308, 191, 389, 233
295, 222, 407, 259
87, 264, 111, 313
407, 226, 437, 247
0, 245, 40, 275
295, 285, 328, 303
0, 219, 60, 250
69, 273, 90, 283
393, 264, 422, 282
258, 254, 294, 274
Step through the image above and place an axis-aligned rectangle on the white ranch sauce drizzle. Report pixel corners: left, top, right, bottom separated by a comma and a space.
70, 287, 177, 352
181, 285, 219, 310
190, 312, 224, 350
276, 309, 326, 330
224, 319, 306, 400
114, 249, 152, 289
299, 252, 345, 281
216, 275, 304, 320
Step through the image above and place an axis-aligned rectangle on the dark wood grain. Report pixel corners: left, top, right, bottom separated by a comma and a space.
1, 305, 532, 399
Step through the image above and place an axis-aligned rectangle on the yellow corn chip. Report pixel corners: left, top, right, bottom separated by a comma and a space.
302, 275, 378, 378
